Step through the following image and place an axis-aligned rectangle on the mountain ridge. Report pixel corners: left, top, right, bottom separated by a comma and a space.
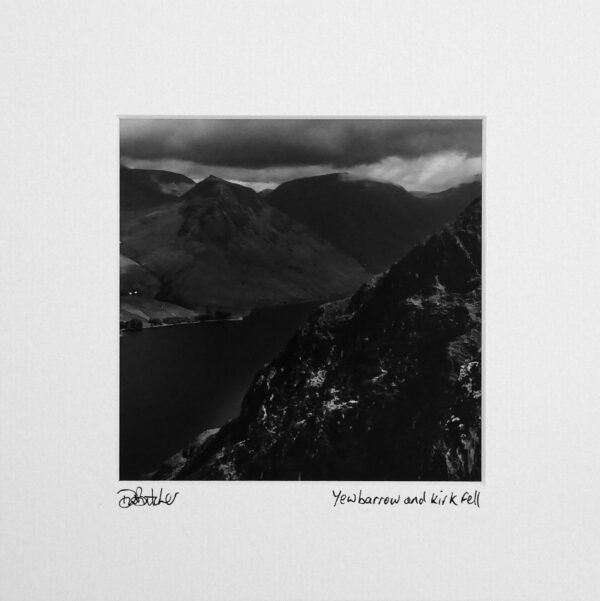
268, 173, 480, 272
153, 197, 482, 480
120, 166, 195, 211
121, 176, 371, 311
121, 170, 482, 325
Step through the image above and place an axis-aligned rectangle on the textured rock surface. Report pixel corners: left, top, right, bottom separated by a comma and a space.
156, 199, 482, 481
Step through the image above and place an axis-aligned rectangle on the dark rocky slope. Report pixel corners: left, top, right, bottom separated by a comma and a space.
155, 198, 482, 480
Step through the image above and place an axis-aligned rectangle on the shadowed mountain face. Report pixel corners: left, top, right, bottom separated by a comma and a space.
154, 198, 482, 481
119, 254, 160, 296
418, 180, 482, 224
120, 166, 195, 211
120, 176, 370, 310
268, 173, 480, 273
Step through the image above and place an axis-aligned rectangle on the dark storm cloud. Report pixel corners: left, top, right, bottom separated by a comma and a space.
120, 119, 481, 169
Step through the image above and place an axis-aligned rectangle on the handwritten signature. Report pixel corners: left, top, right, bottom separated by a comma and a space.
117, 487, 179, 508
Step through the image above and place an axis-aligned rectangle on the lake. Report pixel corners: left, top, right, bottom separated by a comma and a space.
120, 301, 321, 479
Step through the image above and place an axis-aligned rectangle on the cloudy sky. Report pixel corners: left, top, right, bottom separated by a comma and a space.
120, 118, 482, 192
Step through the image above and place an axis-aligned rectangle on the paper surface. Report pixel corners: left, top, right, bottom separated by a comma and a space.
1, 2, 598, 600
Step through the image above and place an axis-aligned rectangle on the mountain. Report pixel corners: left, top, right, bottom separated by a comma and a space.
120, 176, 370, 311
418, 179, 482, 224
153, 198, 482, 481
120, 166, 195, 211
257, 188, 274, 199
268, 173, 480, 273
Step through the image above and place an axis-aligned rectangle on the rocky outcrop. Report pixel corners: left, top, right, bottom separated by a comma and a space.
156, 199, 482, 481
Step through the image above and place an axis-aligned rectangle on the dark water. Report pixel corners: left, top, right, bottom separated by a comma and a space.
120, 302, 320, 479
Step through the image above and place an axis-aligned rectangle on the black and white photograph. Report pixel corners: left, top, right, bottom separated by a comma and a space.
120, 118, 483, 481
3, 2, 599, 600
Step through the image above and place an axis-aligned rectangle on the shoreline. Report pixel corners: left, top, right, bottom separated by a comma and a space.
120, 313, 246, 335
120, 296, 339, 336
120, 298, 328, 478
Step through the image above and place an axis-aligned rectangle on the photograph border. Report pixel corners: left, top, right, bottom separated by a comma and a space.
117, 115, 486, 484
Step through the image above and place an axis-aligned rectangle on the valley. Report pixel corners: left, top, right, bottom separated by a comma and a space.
120, 168, 481, 328
119, 125, 482, 482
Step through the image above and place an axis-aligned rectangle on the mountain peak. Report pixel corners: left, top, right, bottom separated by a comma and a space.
181, 173, 263, 215
202, 174, 227, 184
184, 175, 244, 199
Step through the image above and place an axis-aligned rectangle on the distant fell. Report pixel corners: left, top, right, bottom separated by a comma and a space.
268, 173, 478, 272
120, 166, 195, 211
